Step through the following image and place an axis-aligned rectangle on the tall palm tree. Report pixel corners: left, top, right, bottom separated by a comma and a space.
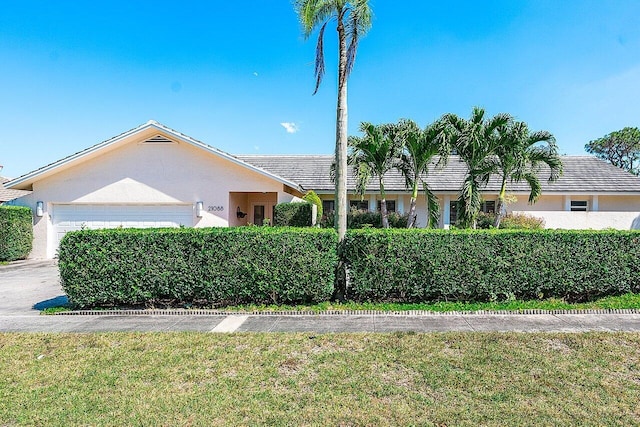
393, 119, 447, 228
441, 107, 511, 228
493, 121, 562, 228
348, 122, 400, 228
294, 0, 373, 241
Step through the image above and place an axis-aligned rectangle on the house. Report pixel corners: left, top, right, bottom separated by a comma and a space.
0, 176, 30, 204
6, 120, 640, 259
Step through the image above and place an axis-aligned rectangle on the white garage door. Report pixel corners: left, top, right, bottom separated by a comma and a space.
52, 204, 194, 248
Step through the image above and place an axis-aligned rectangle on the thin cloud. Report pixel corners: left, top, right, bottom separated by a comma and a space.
280, 122, 299, 134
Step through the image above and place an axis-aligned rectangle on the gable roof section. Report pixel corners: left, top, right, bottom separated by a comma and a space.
5, 120, 303, 192
239, 155, 640, 194
0, 176, 31, 202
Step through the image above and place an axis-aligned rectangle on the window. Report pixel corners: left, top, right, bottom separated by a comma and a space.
571, 200, 588, 212
449, 201, 458, 224
481, 201, 495, 214
322, 200, 335, 214
377, 200, 396, 213
349, 200, 369, 211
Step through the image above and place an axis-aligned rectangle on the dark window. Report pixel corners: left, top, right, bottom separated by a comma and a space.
481, 201, 496, 214
349, 200, 369, 211
450, 201, 458, 224
377, 200, 396, 213
571, 200, 588, 212
322, 200, 335, 214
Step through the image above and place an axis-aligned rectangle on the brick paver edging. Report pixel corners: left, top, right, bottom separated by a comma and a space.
52, 308, 640, 316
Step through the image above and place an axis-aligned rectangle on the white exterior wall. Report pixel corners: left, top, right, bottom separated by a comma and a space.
13, 137, 294, 258
513, 211, 640, 230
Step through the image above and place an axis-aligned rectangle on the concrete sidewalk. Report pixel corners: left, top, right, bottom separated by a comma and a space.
2, 259, 640, 334
2, 312, 640, 333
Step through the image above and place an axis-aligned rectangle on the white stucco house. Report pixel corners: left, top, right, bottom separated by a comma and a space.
5, 120, 640, 259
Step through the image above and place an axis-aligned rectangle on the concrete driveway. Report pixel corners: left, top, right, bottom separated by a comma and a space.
0, 260, 67, 315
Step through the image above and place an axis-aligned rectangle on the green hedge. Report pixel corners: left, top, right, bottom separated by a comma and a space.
273, 202, 314, 227
303, 191, 323, 223
321, 210, 409, 229
58, 227, 338, 308
341, 229, 640, 303
0, 206, 33, 261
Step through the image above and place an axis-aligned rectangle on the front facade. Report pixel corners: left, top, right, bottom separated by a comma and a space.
6, 121, 640, 259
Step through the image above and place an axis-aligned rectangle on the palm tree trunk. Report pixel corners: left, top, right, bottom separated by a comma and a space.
380, 179, 389, 228
494, 176, 508, 228
407, 183, 418, 228
334, 18, 349, 241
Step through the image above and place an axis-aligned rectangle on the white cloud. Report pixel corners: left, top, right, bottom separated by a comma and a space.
280, 122, 299, 134
253, 71, 259, 77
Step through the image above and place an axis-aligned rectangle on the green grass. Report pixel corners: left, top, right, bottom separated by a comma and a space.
217, 292, 640, 313
44, 293, 640, 314
0, 332, 639, 426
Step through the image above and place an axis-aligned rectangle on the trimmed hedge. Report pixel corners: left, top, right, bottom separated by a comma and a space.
341, 229, 640, 303
273, 202, 314, 227
321, 210, 409, 229
58, 227, 338, 308
0, 206, 33, 261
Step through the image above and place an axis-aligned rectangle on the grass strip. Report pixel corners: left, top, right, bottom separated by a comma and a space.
1, 332, 639, 426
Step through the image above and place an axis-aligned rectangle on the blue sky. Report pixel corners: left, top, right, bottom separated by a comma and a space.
1, 0, 639, 178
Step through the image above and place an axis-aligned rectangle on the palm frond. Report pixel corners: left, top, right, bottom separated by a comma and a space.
313, 21, 328, 95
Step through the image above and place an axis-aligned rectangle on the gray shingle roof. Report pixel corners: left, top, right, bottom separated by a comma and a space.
0, 176, 31, 202
238, 155, 640, 194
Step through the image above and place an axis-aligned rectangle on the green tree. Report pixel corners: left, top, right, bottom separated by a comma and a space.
393, 119, 447, 228
585, 127, 640, 176
441, 107, 511, 228
348, 122, 400, 228
493, 121, 562, 228
294, 0, 373, 241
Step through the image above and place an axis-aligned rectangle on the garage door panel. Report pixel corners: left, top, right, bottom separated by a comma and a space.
52, 204, 194, 248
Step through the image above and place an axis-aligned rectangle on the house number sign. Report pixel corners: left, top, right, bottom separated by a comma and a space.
207, 205, 224, 212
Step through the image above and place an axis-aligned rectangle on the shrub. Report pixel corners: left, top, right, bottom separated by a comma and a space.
476, 212, 545, 230
273, 202, 314, 227
303, 191, 322, 223
341, 229, 640, 303
0, 206, 33, 261
320, 210, 409, 229
58, 227, 338, 308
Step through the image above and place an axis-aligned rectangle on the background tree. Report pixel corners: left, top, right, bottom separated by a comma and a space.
585, 127, 640, 176
441, 107, 511, 228
348, 122, 400, 228
294, 0, 372, 241
393, 119, 447, 228
492, 121, 562, 228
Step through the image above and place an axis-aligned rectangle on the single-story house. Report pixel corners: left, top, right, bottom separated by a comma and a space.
6, 120, 640, 259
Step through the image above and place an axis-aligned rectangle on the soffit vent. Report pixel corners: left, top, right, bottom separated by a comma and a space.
143, 135, 176, 144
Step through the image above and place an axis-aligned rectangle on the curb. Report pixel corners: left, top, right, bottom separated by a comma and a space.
53, 308, 640, 317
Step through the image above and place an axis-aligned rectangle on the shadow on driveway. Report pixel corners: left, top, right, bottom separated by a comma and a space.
33, 295, 69, 311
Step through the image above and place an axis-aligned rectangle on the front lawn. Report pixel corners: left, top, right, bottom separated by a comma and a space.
1, 332, 639, 426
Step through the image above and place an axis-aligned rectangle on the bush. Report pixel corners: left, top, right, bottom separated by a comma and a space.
58, 227, 338, 308
476, 212, 545, 230
273, 202, 314, 227
0, 206, 33, 261
303, 191, 322, 223
341, 229, 640, 303
320, 210, 409, 229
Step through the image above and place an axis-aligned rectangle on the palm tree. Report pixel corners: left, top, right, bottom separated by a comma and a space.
493, 121, 562, 228
294, 0, 373, 241
441, 107, 511, 228
393, 119, 447, 228
348, 122, 400, 228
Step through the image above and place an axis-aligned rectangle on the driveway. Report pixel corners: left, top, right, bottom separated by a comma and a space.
0, 260, 66, 315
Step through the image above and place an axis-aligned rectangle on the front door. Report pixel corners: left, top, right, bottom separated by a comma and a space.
251, 203, 275, 226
